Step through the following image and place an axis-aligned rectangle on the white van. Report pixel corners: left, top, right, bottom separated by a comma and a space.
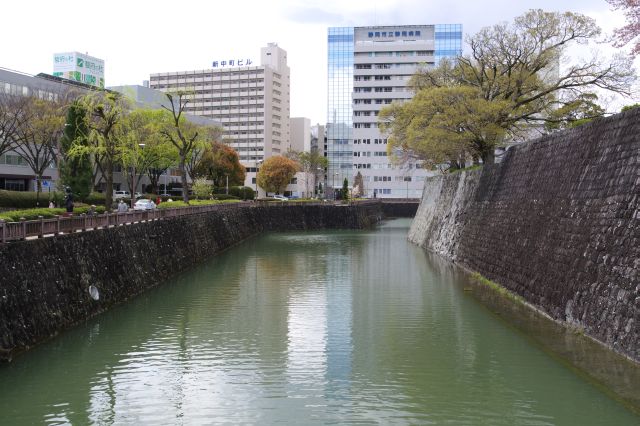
113, 190, 130, 199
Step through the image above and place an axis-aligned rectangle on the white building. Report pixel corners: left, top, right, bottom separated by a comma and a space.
149, 43, 291, 193
327, 25, 462, 198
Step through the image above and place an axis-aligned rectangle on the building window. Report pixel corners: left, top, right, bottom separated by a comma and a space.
5, 179, 26, 191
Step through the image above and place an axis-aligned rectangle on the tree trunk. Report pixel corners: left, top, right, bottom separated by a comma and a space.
105, 158, 114, 209
179, 156, 189, 203
36, 175, 42, 207
482, 148, 495, 165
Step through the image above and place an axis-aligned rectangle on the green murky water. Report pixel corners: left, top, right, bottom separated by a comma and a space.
0, 219, 637, 424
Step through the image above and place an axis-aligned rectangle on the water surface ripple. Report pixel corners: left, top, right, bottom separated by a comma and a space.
0, 219, 637, 425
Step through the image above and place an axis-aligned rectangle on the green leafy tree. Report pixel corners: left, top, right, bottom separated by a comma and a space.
59, 100, 93, 200
185, 126, 223, 182
341, 178, 349, 201
380, 85, 507, 170
119, 108, 179, 201
159, 91, 206, 203
256, 155, 300, 194
621, 103, 640, 112
544, 93, 605, 130
381, 10, 636, 166
71, 91, 130, 208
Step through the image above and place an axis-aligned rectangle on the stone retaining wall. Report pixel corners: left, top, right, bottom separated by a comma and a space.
0, 203, 383, 361
409, 109, 640, 362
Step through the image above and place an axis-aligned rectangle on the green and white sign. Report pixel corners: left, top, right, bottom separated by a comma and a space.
53, 52, 105, 88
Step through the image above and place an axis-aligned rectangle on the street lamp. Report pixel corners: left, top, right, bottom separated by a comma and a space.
163, 172, 168, 196
333, 172, 339, 200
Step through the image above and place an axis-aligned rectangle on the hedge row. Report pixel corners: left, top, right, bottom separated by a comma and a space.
0, 190, 107, 208
0, 205, 106, 222
212, 186, 255, 200
156, 199, 241, 210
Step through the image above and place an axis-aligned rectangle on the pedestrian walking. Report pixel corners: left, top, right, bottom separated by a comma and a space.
117, 199, 128, 213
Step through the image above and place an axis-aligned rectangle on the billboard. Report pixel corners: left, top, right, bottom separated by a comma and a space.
53, 52, 105, 88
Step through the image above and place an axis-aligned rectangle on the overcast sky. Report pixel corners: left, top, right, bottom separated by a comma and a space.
1, 0, 636, 123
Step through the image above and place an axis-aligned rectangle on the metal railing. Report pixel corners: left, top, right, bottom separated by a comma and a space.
0, 200, 384, 243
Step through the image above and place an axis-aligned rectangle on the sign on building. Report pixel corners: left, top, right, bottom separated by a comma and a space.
211, 58, 254, 68
53, 52, 105, 88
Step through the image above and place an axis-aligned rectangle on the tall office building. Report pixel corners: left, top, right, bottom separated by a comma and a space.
327, 25, 462, 198
149, 43, 290, 188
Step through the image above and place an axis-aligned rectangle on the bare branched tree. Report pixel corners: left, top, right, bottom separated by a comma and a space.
13, 93, 67, 205
0, 90, 26, 158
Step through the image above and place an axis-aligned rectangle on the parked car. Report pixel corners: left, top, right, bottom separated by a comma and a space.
133, 199, 156, 210
271, 195, 288, 201
134, 192, 142, 199
113, 190, 130, 199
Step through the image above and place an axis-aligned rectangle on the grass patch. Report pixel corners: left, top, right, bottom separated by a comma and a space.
469, 272, 526, 304
449, 164, 482, 174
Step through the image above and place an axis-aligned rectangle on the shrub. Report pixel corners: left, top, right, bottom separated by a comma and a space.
212, 194, 240, 201
192, 178, 213, 200
0, 205, 105, 222
156, 199, 240, 210
0, 189, 106, 209
228, 186, 255, 200
0, 190, 55, 208
83, 192, 106, 206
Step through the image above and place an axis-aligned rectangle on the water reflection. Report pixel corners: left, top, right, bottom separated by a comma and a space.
0, 220, 637, 424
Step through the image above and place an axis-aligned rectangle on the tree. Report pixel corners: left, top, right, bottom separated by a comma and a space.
607, 0, 640, 56
352, 171, 364, 198
191, 177, 212, 199
0, 91, 24, 158
193, 141, 246, 188
13, 96, 66, 206
71, 91, 130, 208
159, 91, 204, 203
621, 103, 640, 111
381, 10, 636, 166
118, 108, 178, 201
145, 141, 178, 195
185, 126, 223, 183
380, 85, 507, 170
286, 150, 328, 198
544, 93, 606, 130
298, 150, 329, 198
256, 156, 299, 195
341, 178, 350, 201
59, 100, 93, 200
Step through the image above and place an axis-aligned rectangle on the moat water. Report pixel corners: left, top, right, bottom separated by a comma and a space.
0, 219, 638, 424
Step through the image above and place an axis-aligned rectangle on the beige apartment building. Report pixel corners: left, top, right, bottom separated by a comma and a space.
149, 43, 291, 191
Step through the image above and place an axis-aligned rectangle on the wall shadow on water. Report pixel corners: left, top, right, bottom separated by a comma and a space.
422, 250, 640, 415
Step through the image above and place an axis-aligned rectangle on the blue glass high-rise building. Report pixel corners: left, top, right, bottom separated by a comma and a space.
326, 25, 462, 198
